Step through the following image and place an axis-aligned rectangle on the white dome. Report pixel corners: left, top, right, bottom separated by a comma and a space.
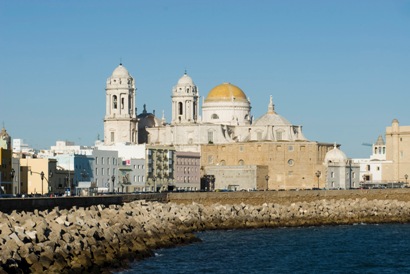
177, 73, 194, 86
111, 64, 130, 78
324, 145, 347, 163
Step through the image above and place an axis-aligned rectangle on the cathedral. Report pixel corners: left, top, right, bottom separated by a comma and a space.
103, 63, 343, 190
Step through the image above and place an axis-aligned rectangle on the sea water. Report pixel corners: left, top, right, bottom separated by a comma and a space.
118, 223, 410, 273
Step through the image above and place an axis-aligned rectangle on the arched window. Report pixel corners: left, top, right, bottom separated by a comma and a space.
211, 114, 219, 119
220, 160, 226, 166
113, 95, 118, 109
178, 102, 183, 115
238, 159, 244, 166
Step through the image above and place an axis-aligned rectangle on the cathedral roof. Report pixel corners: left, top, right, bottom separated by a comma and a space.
253, 95, 291, 126
324, 144, 348, 163
177, 72, 194, 86
111, 63, 130, 78
0, 127, 10, 139
375, 135, 385, 145
205, 83, 248, 102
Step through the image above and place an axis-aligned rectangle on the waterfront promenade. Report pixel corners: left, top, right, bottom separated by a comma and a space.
1, 189, 410, 272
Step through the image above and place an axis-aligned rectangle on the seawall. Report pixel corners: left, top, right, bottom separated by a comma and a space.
1, 189, 410, 272
168, 188, 410, 205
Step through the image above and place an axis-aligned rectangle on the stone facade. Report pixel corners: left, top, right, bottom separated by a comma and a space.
383, 119, 410, 183
204, 165, 268, 191
201, 141, 334, 190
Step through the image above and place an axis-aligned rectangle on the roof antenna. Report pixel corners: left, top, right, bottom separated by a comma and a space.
184, 68, 187, 75
120, 57, 122, 66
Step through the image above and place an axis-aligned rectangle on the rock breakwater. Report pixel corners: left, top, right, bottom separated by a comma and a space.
1, 198, 410, 273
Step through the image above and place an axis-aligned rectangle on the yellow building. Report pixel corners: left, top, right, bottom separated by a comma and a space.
201, 141, 333, 190
383, 119, 410, 183
20, 158, 57, 195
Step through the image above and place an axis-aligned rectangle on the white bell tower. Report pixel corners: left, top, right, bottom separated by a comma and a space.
171, 72, 199, 125
104, 63, 138, 145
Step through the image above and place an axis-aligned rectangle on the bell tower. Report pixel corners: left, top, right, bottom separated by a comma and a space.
171, 72, 199, 125
104, 63, 138, 145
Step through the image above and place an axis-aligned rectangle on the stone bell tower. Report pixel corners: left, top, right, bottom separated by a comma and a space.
104, 64, 138, 145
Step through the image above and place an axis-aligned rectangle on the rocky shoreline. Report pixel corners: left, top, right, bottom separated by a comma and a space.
1, 197, 410, 273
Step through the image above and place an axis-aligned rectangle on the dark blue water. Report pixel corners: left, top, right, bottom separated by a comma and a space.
119, 223, 410, 273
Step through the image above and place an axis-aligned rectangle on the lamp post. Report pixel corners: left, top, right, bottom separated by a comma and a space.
40, 171, 45, 195
405, 174, 408, 186
315, 170, 321, 189
152, 176, 157, 192
265, 175, 270, 191
10, 168, 15, 194
111, 175, 115, 193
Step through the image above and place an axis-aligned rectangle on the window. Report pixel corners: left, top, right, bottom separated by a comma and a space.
178, 102, 183, 115
101, 168, 104, 175
95, 157, 98, 165
288, 159, 294, 166
257, 132, 262, 141
102, 157, 104, 165
211, 114, 219, 119
238, 160, 244, 166
113, 95, 118, 109
208, 131, 214, 143
288, 145, 294, 152
367, 165, 370, 171
121, 98, 124, 109
111, 132, 115, 143
331, 172, 334, 178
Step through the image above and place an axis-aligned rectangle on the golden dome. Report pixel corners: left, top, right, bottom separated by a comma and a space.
205, 83, 247, 102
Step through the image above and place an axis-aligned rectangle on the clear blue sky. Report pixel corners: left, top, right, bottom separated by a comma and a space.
1, 0, 410, 158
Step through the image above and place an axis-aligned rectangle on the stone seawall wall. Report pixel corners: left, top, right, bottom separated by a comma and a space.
1, 190, 410, 272
168, 189, 410, 205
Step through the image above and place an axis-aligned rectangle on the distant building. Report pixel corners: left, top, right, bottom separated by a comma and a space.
383, 119, 410, 184
174, 151, 201, 191
0, 127, 13, 194
324, 145, 360, 189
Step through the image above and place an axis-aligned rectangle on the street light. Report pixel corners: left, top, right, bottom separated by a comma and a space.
265, 175, 270, 191
152, 176, 157, 192
315, 170, 321, 189
111, 175, 115, 192
10, 169, 15, 194
405, 174, 408, 186
40, 171, 44, 195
